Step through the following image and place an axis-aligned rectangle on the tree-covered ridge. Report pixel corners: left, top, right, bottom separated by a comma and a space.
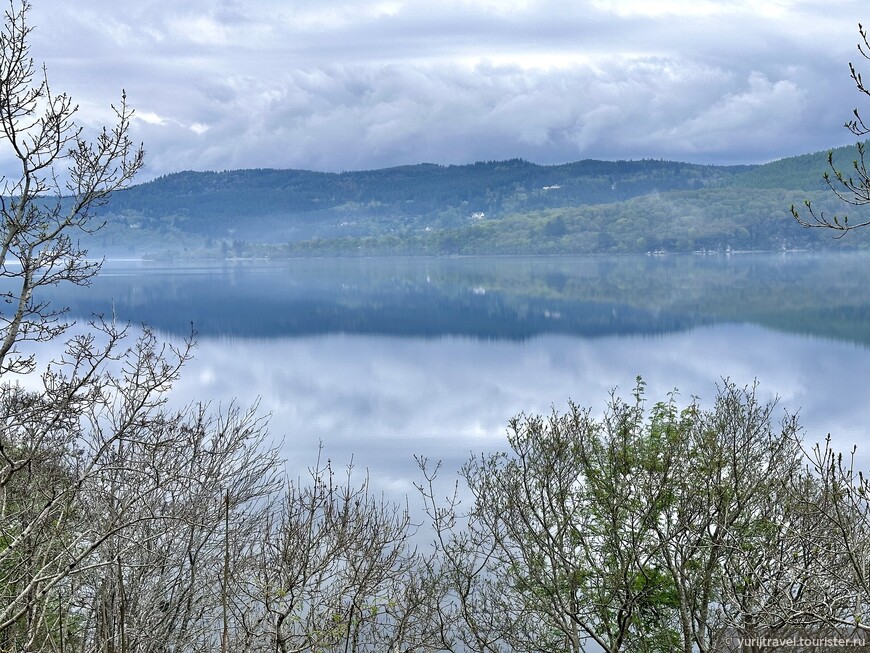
726, 144, 862, 190
272, 189, 870, 257
118, 156, 745, 222
83, 145, 870, 257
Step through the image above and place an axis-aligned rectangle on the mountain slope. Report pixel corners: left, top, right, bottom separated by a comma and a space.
82, 146, 869, 257
726, 144, 861, 190
92, 158, 750, 241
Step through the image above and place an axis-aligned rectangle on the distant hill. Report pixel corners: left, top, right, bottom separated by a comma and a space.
82, 145, 870, 257
727, 144, 861, 190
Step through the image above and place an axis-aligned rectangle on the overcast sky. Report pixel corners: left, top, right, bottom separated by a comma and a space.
21, 0, 870, 179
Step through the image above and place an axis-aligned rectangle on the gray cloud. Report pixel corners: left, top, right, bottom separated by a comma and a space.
16, 0, 870, 178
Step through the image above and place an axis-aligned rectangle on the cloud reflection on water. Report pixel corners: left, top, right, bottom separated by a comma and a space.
163, 324, 870, 495
25, 254, 870, 500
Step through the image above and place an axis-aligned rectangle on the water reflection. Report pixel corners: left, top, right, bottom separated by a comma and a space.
44, 252, 870, 344
28, 253, 870, 493
166, 326, 870, 492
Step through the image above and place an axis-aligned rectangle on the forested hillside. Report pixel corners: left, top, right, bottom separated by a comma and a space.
83, 144, 869, 257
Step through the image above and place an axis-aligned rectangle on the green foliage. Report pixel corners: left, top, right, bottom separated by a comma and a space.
447, 379, 804, 653
79, 148, 869, 257
275, 188, 870, 257
725, 145, 856, 190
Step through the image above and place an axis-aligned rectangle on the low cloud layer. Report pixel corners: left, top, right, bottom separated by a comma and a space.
21, 0, 870, 178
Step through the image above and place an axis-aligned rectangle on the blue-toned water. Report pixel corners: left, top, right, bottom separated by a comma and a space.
39, 252, 870, 490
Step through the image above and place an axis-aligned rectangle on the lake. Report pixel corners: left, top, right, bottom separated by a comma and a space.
41, 252, 870, 495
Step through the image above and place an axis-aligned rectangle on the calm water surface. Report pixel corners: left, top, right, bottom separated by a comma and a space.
45, 252, 870, 492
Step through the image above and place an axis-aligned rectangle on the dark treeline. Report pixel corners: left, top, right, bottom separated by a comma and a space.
83, 146, 864, 257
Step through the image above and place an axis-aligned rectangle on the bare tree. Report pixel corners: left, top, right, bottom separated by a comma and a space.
0, 317, 283, 652
0, 5, 453, 652
417, 456, 544, 653
232, 454, 447, 653
0, 0, 142, 376
76, 401, 280, 653
771, 437, 870, 634
792, 22, 870, 234
0, 3, 289, 651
